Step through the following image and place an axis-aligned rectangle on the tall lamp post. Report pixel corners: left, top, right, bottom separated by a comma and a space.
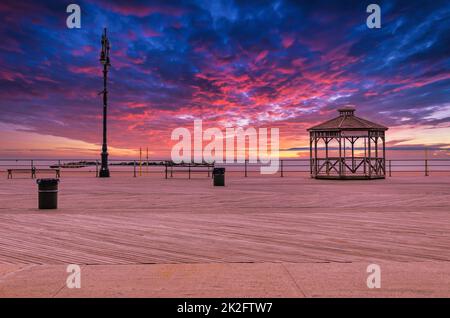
99, 28, 111, 177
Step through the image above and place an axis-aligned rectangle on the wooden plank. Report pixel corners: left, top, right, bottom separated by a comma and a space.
0, 176, 449, 265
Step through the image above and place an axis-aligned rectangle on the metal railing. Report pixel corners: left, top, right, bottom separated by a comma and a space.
1, 158, 449, 178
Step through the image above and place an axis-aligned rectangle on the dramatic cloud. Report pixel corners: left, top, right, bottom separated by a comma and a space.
0, 0, 449, 158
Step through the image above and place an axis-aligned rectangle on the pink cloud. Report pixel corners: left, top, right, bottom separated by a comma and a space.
281, 34, 295, 48
100, 2, 188, 17
72, 46, 95, 57
142, 26, 161, 37
68, 65, 98, 76
255, 50, 269, 62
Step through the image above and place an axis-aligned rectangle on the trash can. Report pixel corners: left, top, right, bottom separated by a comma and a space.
36, 178, 59, 209
213, 168, 225, 186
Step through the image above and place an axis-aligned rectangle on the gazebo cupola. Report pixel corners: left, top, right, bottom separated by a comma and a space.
307, 107, 388, 179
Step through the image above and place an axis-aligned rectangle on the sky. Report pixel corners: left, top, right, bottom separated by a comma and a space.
0, 0, 449, 159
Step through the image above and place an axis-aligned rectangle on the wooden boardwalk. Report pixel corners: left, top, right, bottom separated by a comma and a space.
0, 176, 449, 265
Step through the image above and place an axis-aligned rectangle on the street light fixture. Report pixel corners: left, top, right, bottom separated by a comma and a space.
99, 27, 111, 178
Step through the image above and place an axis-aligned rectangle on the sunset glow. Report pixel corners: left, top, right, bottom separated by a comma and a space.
0, 1, 449, 159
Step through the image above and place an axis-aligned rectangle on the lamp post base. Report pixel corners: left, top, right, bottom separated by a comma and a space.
99, 169, 110, 178
99, 151, 109, 178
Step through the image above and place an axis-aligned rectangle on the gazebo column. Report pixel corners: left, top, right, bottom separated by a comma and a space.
338, 137, 342, 177
364, 137, 367, 174
342, 137, 346, 175
325, 137, 329, 176
309, 134, 313, 176
314, 136, 318, 176
368, 136, 372, 178
351, 137, 355, 173
375, 136, 379, 175
382, 133, 386, 176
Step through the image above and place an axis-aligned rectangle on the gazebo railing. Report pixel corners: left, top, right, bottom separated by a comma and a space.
312, 156, 386, 177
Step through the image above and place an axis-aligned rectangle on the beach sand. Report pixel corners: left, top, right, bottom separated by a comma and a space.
0, 175, 449, 297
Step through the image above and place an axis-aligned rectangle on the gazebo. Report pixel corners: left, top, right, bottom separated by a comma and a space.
307, 107, 388, 179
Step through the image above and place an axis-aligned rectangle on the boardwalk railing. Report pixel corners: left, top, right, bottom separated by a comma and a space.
1, 158, 450, 178
0, 159, 214, 179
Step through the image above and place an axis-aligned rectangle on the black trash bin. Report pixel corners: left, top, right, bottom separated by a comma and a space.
36, 178, 59, 209
213, 168, 225, 186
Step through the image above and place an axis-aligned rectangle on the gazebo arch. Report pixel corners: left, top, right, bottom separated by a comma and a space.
307, 107, 388, 179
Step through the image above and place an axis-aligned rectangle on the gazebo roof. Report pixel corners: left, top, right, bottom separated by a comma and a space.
307, 107, 388, 131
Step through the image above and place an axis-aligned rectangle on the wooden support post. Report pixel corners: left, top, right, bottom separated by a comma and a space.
165, 163, 168, 179
364, 138, 367, 175
368, 137, 372, 178
133, 161, 136, 177
170, 165, 173, 178
338, 137, 342, 177
280, 159, 284, 177
96, 160, 99, 177
188, 163, 191, 179
139, 148, 142, 177
325, 138, 329, 176
314, 137, 318, 176
351, 138, 355, 173
383, 135, 386, 176
375, 137, 379, 175
245, 159, 248, 177
31, 160, 35, 179
343, 137, 346, 169
309, 135, 313, 176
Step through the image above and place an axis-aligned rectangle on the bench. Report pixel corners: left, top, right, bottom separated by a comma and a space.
7, 168, 60, 179
164, 162, 214, 179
